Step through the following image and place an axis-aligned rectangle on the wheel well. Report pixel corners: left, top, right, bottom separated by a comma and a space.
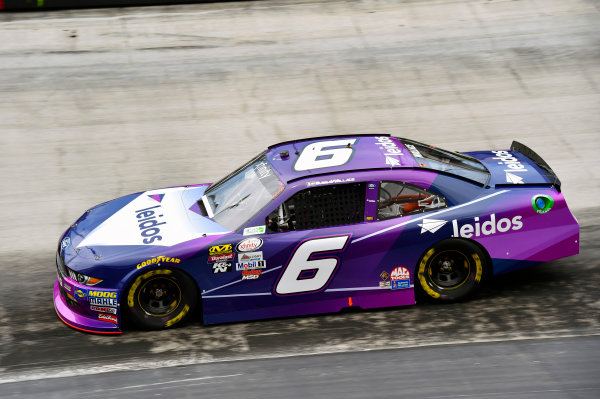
120, 267, 201, 323
416, 238, 493, 278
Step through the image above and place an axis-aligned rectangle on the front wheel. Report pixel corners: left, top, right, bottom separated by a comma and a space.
416, 239, 487, 302
126, 268, 197, 330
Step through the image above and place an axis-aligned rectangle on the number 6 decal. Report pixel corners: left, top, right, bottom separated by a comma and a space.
294, 139, 357, 171
275, 235, 351, 295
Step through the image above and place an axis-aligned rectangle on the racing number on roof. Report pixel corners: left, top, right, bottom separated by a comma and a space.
275, 235, 350, 295
294, 139, 357, 171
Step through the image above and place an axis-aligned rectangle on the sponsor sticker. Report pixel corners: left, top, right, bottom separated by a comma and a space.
532, 195, 554, 214
212, 261, 233, 273
236, 260, 267, 271
90, 305, 117, 314
88, 290, 118, 299
208, 244, 233, 255
98, 313, 118, 324
452, 214, 523, 238
390, 266, 411, 290
90, 297, 118, 307
243, 226, 266, 236
379, 281, 391, 288
238, 251, 263, 262
62, 283, 72, 292
137, 256, 181, 269
74, 288, 87, 299
236, 237, 263, 252
380, 271, 390, 281
208, 253, 235, 263
242, 269, 262, 280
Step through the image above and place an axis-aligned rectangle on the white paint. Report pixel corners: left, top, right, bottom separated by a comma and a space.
78, 187, 228, 247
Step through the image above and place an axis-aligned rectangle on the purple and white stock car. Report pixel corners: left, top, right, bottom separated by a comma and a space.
54, 135, 579, 333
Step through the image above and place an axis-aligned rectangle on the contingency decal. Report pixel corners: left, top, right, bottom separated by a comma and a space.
77, 187, 229, 247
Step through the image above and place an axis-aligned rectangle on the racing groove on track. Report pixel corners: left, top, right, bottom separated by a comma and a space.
0, 0, 599, 391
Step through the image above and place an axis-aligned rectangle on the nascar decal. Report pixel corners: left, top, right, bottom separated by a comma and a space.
77, 187, 229, 247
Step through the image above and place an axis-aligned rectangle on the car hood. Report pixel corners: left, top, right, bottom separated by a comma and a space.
71, 185, 230, 250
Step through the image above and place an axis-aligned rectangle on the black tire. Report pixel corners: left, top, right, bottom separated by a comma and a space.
416, 239, 487, 302
126, 268, 197, 330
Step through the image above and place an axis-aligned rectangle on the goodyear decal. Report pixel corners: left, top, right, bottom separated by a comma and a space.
137, 256, 181, 269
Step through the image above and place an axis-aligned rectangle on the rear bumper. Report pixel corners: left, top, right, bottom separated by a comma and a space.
54, 279, 122, 334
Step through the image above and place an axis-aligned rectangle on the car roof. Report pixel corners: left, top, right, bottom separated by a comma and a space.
266, 134, 419, 183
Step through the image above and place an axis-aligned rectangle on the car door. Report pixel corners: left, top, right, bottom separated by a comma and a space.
201, 180, 392, 324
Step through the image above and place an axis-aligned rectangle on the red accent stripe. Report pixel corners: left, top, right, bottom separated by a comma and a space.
55, 310, 122, 335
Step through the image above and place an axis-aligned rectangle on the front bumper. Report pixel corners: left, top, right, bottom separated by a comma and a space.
54, 278, 122, 334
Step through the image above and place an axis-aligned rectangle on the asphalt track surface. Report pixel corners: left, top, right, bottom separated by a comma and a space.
0, 0, 599, 397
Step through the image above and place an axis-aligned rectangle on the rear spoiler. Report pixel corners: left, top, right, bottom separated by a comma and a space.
511, 141, 561, 192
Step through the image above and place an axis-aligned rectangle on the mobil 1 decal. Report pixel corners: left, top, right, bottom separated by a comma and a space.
275, 234, 351, 295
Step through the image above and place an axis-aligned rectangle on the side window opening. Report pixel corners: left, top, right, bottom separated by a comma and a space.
377, 181, 446, 221
267, 182, 366, 232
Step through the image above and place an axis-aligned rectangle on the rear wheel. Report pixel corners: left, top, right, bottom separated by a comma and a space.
416, 239, 486, 302
126, 268, 197, 330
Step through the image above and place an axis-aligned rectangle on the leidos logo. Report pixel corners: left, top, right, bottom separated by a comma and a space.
452, 214, 523, 238
375, 136, 403, 166
135, 204, 166, 245
492, 150, 528, 177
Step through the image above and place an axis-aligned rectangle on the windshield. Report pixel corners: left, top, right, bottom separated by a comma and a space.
399, 138, 490, 185
203, 152, 284, 231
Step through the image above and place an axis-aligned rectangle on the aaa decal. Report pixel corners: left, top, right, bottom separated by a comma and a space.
208, 244, 233, 255
137, 256, 181, 269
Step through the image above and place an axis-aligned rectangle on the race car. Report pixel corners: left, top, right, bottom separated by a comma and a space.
54, 134, 579, 333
